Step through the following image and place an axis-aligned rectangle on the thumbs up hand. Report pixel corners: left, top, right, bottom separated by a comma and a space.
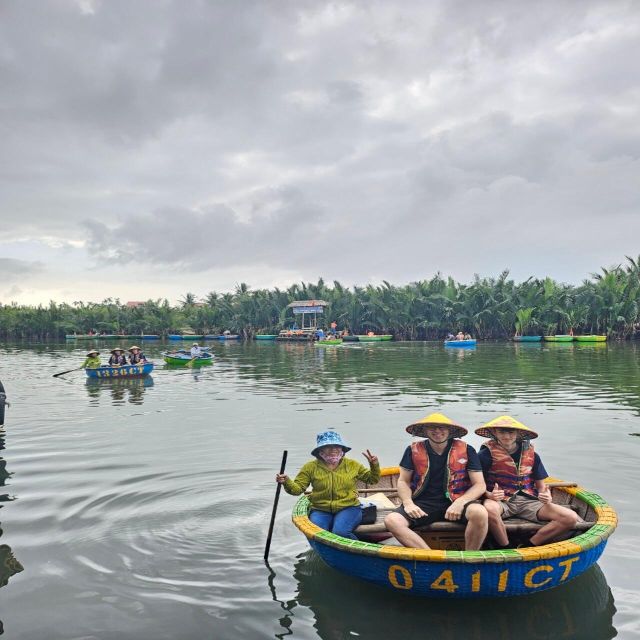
490, 482, 505, 501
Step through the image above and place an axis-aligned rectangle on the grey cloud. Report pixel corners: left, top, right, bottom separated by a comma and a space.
0, 258, 45, 278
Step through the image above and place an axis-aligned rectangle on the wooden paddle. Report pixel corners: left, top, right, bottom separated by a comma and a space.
264, 450, 288, 561
52, 367, 84, 378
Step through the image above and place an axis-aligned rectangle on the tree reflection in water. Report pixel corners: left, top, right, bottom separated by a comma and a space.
277, 551, 616, 640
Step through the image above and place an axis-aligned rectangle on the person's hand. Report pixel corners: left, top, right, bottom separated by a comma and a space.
362, 449, 378, 465
445, 498, 466, 521
537, 485, 552, 504
275, 474, 289, 484
489, 482, 505, 501
403, 501, 427, 519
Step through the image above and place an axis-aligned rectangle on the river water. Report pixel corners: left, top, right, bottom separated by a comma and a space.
0, 340, 638, 639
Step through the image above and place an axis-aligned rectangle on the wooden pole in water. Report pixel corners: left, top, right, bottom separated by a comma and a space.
264, 450, 288, 562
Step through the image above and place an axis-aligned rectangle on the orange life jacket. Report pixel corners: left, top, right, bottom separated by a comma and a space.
482, 440, 537, 498
410, 439, 471, 501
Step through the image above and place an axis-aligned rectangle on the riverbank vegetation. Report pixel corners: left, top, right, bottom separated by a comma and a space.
2, 257, 640, 340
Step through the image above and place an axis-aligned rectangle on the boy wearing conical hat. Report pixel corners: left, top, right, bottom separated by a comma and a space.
384, 413, 488, 550
476, 416, 579, 548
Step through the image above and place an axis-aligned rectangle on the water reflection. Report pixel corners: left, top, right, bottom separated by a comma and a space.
287, 552, 615, 640
0, 432, 24, 636
85, 376, 154, 405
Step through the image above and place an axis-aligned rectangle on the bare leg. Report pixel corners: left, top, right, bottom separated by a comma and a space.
530, 503, 580, 546
384, 512, 430, 549
464, 503, 488, 550
484, 499, 508, 546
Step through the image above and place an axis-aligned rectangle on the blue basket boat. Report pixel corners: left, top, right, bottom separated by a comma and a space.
444, 339, 477, 347
84, 363, 154, 378
291, 467, 616, 598
513, 336, 542, 342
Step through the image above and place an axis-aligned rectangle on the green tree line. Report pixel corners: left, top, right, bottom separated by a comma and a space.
2, 256, 640, 340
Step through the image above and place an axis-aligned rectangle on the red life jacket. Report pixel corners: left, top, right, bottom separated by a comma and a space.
410, 439, 471, 501
483, 440, 537, 498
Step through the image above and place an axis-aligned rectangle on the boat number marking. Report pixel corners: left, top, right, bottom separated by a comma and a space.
388, 565, 413, 590
386, 556, 581, 593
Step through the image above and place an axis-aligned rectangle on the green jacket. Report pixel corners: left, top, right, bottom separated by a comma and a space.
81, 356, 101, 369
284, 457, 380, 513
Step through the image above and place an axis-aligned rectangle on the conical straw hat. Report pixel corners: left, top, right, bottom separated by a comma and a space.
406, 412, 468, 439
475, 415, 538, 439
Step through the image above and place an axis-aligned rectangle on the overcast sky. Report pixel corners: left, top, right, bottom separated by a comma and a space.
1, 1, 639, 305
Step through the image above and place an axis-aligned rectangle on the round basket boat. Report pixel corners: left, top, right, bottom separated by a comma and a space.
163, 351, 213, 366
84, 363, 154, 378
444, 339, 477, 347
291, 467, 617, 598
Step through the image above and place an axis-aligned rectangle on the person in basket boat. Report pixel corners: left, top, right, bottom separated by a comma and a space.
190, 343, 202, 358
276, 431, 380, 540
464, 333, 472, 340
456, 331, 465, 340
127, 346, 147, 365
476, 416, 580, 549
81, 350, 101, 369
384, 413, 488, 550
108, 348, 127, 366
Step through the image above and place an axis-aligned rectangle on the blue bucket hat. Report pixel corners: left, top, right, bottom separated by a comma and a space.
311, 431, 351, 457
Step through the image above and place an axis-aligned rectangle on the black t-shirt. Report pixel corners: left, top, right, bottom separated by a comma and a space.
399, 440, 482, 512
478, 443, 548, 499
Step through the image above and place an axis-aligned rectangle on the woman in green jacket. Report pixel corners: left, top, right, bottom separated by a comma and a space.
81, 350, 101, 369
276, 431, 379, 540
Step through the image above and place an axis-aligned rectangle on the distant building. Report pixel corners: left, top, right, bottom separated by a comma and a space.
126, 301, 145, 308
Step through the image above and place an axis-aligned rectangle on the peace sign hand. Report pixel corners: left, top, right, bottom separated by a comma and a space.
362, 449, 378, 465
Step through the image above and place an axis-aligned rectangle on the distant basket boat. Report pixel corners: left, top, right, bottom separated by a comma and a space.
163, 351, 213, 366
544, 335, 574, 342
444, 339, 477, 347
141, 334, 160, 340
84, 363, 154, 378
342, 335, 360, 342
513, 336, 542, 342
210, 334, 240, 340
574, 335, 607, 342
167, 334, 204, 340
291, 467, 616, 598
315, 339, 343, 346
357, 335, 393, 342
255, 335, 277, 340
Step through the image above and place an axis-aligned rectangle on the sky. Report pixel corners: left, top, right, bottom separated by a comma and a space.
1, 0, 639, 306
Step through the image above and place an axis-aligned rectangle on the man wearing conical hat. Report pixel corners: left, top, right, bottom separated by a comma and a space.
384, 413, 488, 550
476, 416, 579, 548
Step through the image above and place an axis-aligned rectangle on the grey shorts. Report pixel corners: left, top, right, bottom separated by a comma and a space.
500, 494, 545, 522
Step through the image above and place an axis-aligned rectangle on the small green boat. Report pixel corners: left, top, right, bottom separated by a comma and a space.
315, 339, 343, 346
513, 336, 542, 342
255, 335, 277, 340
543, 335, 574, 342
574, 335, 607, 342
163, 351, 213, 366
357, 335, 393, 342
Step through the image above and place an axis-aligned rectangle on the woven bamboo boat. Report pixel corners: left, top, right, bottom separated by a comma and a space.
357, 335, 393, 342
543, 335, 574, 342
291, 467, 616, 598
162, 351, 213, 365
513, 336, 542, 342
444, 339, 477, 347
315, 339, 343, 346
574, 335, 607, 342
84, 363, 154, 378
